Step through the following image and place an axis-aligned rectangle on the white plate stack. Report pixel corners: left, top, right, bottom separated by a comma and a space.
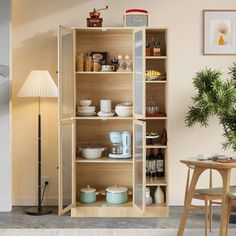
77, 100, 96, 116
115, 103, 133, 117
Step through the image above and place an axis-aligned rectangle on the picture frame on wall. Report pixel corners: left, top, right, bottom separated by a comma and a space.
203, 10, 236, 55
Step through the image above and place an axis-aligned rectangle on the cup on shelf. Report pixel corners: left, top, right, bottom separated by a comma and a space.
100, 100, 111, 113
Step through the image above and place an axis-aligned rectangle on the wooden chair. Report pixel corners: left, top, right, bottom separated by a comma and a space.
227, 187, 236, 235
185, 165, 223, 236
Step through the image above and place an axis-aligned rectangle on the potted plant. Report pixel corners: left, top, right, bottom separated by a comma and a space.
185, 63, 236, 151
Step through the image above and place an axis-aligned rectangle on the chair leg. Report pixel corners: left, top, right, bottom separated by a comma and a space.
209, 200, 212, 232
227, 199, 232, 236
205, 200, 208, 236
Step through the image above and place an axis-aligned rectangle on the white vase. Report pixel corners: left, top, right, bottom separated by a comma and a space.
154, 186, 164, 204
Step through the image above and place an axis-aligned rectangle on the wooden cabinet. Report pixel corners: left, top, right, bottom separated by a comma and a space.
58, 27, 168, 217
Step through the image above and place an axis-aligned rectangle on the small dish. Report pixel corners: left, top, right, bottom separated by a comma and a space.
97, 111, 114, 117
77, 112, 96, 116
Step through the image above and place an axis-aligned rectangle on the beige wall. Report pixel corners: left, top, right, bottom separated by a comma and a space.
12, 0, 236, 205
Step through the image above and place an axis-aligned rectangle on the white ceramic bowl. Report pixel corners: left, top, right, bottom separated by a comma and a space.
77, 106, 95, 113
115, 109, 133, 117
79, 147, 106, 159
80, 100, 92, 107
115, 106, 133, 110
116, 102, 132, 107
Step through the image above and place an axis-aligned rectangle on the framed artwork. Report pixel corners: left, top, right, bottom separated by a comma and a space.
203, 10, 236, 55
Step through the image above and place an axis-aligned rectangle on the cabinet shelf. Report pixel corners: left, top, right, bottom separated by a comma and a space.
146, 203, 167, 208
76, 157, 133, 164
76, 199, 133, 208
146, 177, 167, 186
146, 80, 167, 84
145, 116, 167, 120
146, 56, 167, 60
74, 116, 133, 120
146, 145, 167, 149
76, 71, 133, 75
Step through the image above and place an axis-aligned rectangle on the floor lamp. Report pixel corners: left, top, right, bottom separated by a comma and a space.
18, 70, 58, 215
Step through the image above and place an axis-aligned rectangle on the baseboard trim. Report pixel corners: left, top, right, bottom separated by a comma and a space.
13, 197, 58, 206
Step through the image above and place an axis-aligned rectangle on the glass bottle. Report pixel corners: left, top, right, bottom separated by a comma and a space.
156, 148, 164, 177
146, 42, 151, 56
146, 95, 159, 114
153, 41, 161, 56
148, 149, 156, 180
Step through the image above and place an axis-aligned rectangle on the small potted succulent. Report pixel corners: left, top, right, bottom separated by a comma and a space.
185, 63, 236, 151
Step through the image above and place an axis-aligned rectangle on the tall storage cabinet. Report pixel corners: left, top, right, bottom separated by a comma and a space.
58, 26, 168, 217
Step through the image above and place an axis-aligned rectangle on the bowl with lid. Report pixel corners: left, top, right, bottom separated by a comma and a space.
102, 185, 131, 204
80, 185, 99, 203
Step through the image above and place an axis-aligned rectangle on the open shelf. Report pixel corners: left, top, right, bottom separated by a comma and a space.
146, 177, 167, 186
146, 56, 167, 60
74, 116, 133, 120
77, 198, 133, 208
76, 157, 133, 164
146, 145, 167, 149
146, 81, 167, 84
145, 116, 167, 120
76, 71, 133, 75
146, 203, 167, 208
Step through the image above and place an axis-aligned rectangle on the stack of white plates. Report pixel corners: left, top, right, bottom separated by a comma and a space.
77, 106, 96, 116
115, 103, 133, 117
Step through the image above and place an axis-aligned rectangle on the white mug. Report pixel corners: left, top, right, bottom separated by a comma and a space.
100, 100, 111, 113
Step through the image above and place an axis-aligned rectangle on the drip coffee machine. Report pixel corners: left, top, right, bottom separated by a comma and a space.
109, 131, 132, 159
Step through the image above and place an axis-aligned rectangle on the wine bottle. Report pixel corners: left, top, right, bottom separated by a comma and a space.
146, 154, 150, 178
156, 148, 164, 177
149, 149, 156, 178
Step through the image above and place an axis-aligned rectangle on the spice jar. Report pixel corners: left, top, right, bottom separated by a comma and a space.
85, 55, 93, 71
76, 53, 84, 71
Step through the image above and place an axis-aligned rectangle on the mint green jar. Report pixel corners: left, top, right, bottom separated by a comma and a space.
80, 185, 98, 204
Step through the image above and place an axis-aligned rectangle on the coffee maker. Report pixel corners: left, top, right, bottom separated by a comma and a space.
109, 131, 132, 159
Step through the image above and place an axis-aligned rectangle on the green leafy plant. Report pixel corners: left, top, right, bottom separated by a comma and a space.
185, 63, 236, 151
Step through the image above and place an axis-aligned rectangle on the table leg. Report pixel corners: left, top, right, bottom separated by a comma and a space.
177, 167, 206, 236
218, 169, 231, 236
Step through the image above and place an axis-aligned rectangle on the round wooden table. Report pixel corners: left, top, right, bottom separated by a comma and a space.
177, 158, 236, 236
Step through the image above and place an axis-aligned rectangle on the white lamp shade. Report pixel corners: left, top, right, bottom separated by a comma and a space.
17, 70, 58, 97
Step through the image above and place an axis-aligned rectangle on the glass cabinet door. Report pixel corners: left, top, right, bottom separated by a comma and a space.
58, 120, 76, 215
133, 28, 145, 119
58, 25, 75, 119
133, 119, 146, 212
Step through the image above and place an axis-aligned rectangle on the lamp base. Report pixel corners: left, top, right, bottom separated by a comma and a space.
26, 207, 52, 216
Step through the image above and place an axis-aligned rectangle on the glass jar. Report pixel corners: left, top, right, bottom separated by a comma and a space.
93, 59, 100, 72
76, 53, 84, 71
146, 95, 159, 114
85, 56, 93, 71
